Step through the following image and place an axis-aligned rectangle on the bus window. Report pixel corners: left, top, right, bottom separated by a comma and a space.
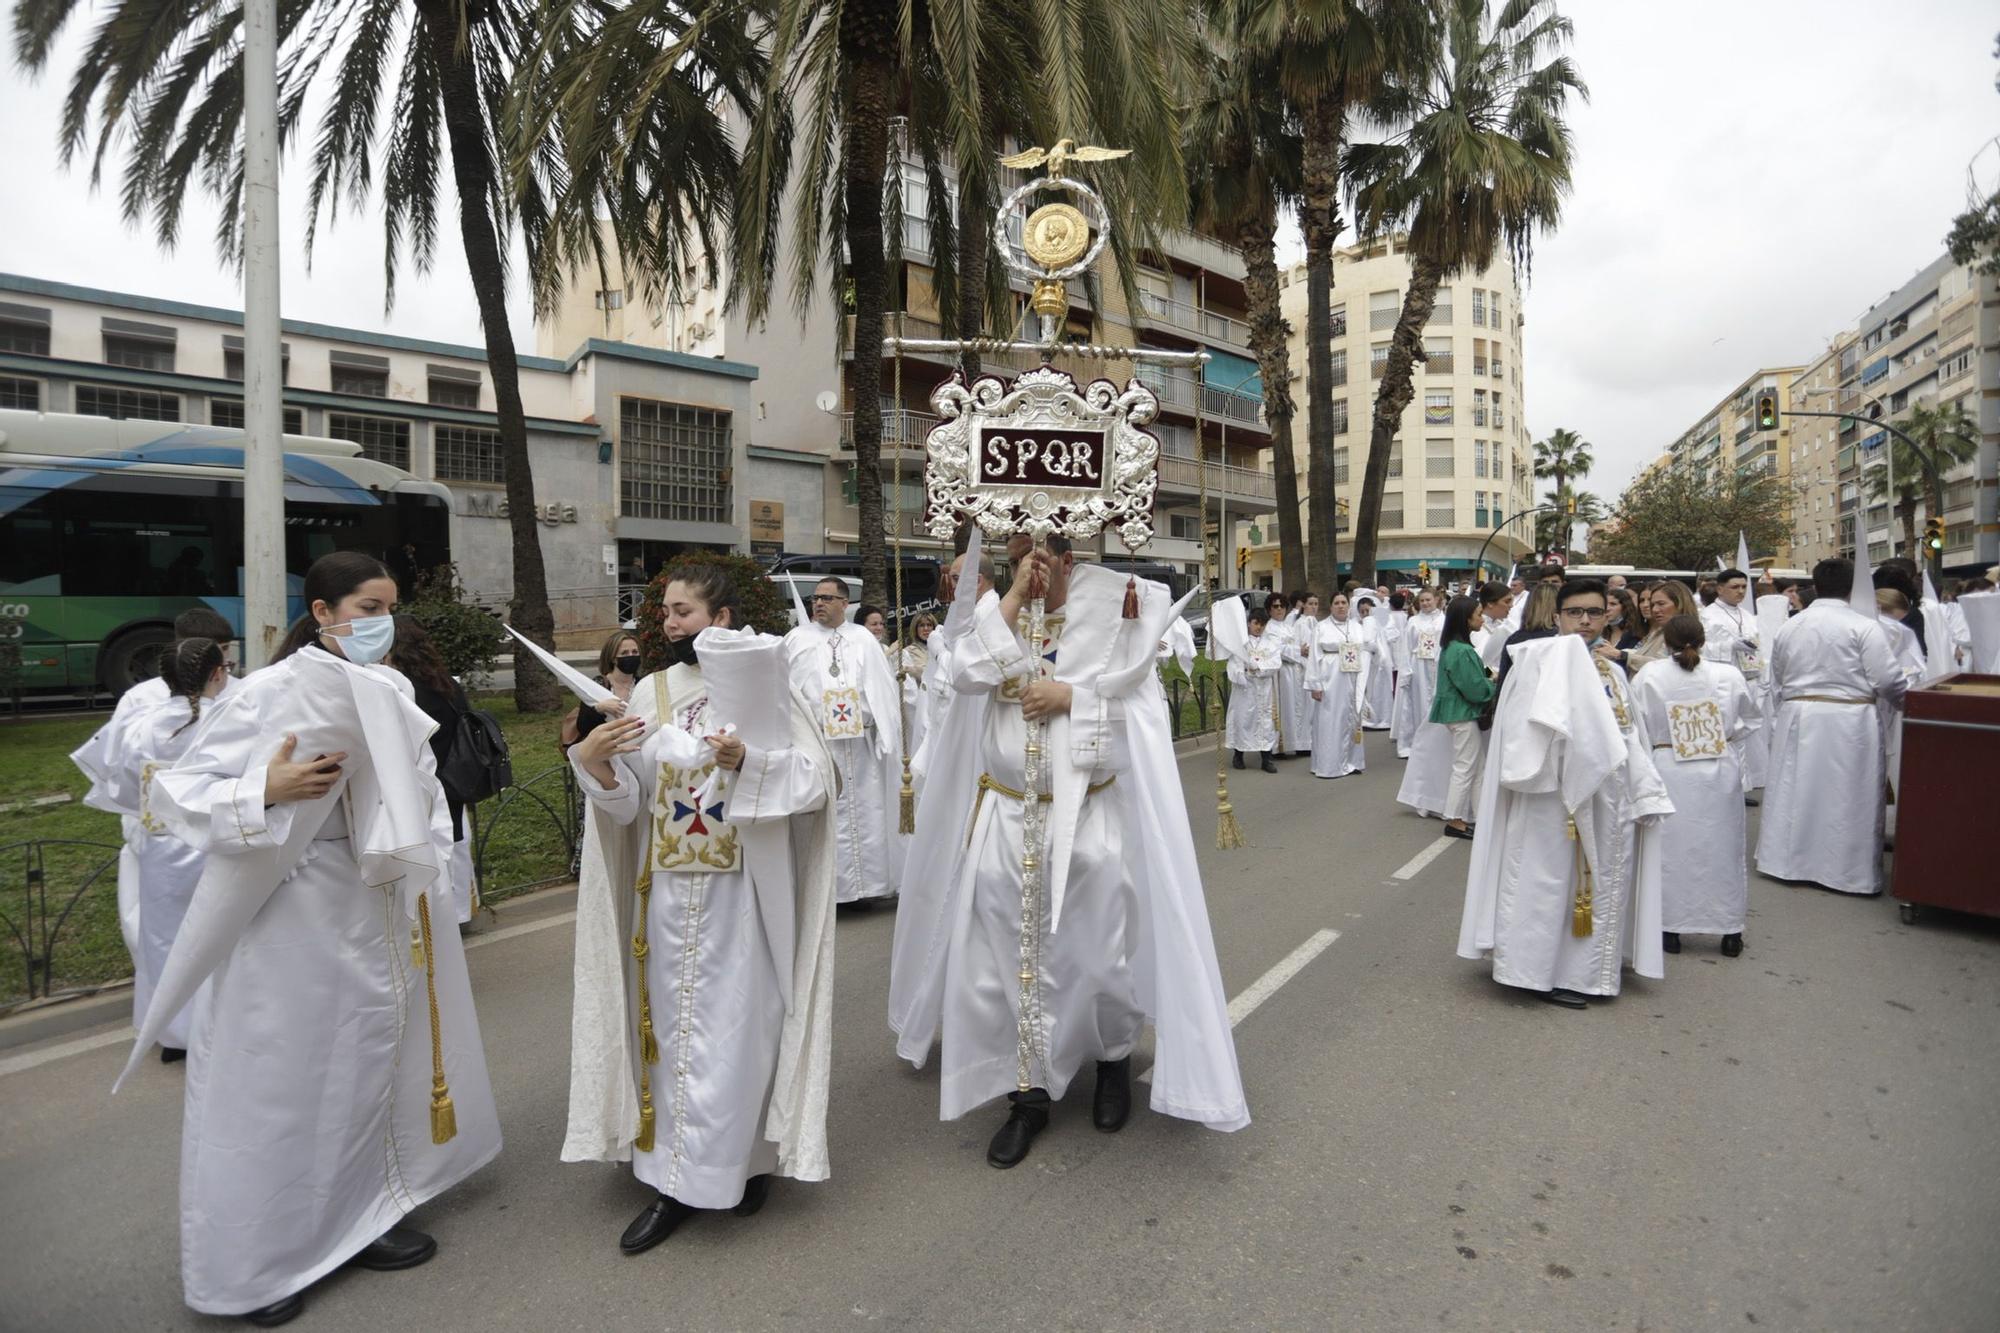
60, 490, 238, 597
0, 498, 61, 595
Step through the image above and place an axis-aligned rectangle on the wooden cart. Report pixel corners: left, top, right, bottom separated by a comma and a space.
1891, 673, 2000, 924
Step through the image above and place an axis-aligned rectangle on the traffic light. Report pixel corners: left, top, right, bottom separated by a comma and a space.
1756, 395, 1778, 431
1417, 560, 1432, 583
1236, 545, 1250, 571
1923, 516, 1945, 553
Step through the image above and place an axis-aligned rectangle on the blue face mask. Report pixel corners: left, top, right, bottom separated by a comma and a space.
323, 613, 396, 666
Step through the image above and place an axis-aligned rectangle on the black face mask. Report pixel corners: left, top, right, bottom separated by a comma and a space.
615, 654, 643, 677
662, 636, 698, 667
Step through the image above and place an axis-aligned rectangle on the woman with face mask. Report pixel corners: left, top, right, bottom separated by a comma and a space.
129, 551, 500, 1327
560, 631, 644, 754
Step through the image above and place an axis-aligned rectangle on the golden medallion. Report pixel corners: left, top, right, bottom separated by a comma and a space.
1023, 203, 1091, 269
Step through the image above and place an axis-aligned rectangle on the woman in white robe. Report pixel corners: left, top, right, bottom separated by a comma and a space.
1225, 609, 1282, 770
1393, 591, 1445, 758
1629, 617, 1757, 956
97, 638, 232, 1057
566, 564, 838, 1256
899, 613, 938, 762
1353, 593, 1395, 730
1307, 594, 1369, 778
1273, 599, 1312, 756
133, 551, 498, 1326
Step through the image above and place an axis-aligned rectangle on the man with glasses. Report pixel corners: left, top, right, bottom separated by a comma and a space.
783, 577, 903, 908
1457, 579, 1673, 1009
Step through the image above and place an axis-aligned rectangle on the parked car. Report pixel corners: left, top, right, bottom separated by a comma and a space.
765, 552, 943, 618
769, 573, 862, 628
1182, 587, 1263, 651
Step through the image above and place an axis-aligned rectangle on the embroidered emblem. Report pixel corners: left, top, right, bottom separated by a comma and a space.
1666, 699, 1728, 762
1338, 641, 1363, 674
821, 686, 865, 739
1414, 631, 1439, 661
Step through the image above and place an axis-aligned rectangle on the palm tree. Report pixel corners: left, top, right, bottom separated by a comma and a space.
1861, 401, 1980, 557
730, 0, 1196, 608
1532, 425, 1595, 550
1243, 0, 1391, 597
1343, 0, 1583, 584
1185, 5, 1307, 584
1536, 484, 1602, 552
12, 0, 631, 712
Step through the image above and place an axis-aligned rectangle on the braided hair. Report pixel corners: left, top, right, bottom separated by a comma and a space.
161, 637, 225, 736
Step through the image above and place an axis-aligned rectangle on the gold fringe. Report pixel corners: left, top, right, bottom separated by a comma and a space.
640, 1016, 660, 1066
415, 892, 457, 1144
1215, 788, 1246, 851
635, 1087, 657, 1154
632, 862, 657, 1151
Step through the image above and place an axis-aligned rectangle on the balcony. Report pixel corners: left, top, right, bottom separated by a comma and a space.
1157, 454, 1276, 506
1134, 289, 1251, 348
1427, 305, 1453, 327
1134, 364, 1264, 427
839, 409, 938, 453
1427, 352, 1455, 374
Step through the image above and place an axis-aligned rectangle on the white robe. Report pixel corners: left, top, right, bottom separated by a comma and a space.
1273, 616, 1312, 754
1307, 617, 1369, 778
129, 648, 498, 1317
1225, 634, 1283, 753
899, 642, 932, 761
888, 571, 1248, 1131
1392, 611, 1444, 758
1457, 635, 1673, 998
1357, 614, 1395, 729
1629, 659, 1756, 934
784, 621, 904, 902
1701, 599, 1768, 789
1756, 600, 1905, 895
1877, 614, 1926, 831
566, 655, 837, 1205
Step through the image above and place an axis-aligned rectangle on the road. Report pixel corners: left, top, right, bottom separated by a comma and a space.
3, 735, 1997, 1331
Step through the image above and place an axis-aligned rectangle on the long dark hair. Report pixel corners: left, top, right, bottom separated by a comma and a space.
385, 615, 456, 695
275, 552, 395, 660
666, 563, 745, 632
161, 636, 223, 737
1664, 613, 1706, 671
1441, 595, 1481, 652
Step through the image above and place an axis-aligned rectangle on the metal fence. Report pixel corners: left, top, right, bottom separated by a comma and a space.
1, 838, 120, 1002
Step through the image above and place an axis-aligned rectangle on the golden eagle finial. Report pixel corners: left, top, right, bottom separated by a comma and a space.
997, 138, 1131, 179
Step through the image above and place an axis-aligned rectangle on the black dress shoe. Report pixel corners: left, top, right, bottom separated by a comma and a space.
620, 1194, 694, 1255
1721, 933, 1744, 957
1093, 1058, 1133, 1133
1540, 988, 1589, 1009
160, 1046, 187, 1064
986, 1095, 1050, 1169
347, 1226, 436, 1271
1443, 824, 1475, 840
243, 1293, 304, 1328
1231, 751, 1246, 770
1260, 754, 1278, 773
1661, 931, 1682, 955
732, 1174, 773, 1217
1744, 794, 1761, 807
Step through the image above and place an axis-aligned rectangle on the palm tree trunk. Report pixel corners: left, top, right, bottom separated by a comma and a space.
1351, 254, 1444, 586
420, 6, 557, 712
955, 161, 988, 384
841, 34, 896, 607
1237, 200, 1303, 588
1300, 94, 1344, 598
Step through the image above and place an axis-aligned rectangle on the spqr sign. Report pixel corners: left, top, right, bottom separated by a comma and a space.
978, 428, 1106, 491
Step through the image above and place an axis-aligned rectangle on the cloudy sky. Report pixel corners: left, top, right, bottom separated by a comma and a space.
3, 0, 1997, 497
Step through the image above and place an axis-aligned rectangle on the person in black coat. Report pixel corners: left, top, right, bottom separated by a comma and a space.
387, 616, 480, 921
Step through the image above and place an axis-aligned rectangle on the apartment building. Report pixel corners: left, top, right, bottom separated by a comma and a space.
1785, 334, 1851, 567
1831, 253, 1998, 573
538, 159, 1275, 590
1661, 364, 1803, 565
1242, 234, 1535, 586
0, 272, 763, 628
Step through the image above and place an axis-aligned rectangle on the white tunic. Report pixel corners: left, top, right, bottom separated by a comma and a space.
1701, 598, 1768, 789
1307, 617, 1369, 778
784, 622, 904, 903
1392, 611, 1444, 758
1358, 614, 1395, 728
1629, 658, 1756, 934
1225, 634, 1283, 753
1273, 616, 1312, 754
144, 650, 498, 1316
572, 664, 831, 1207
1756, 600, 1905, 895
1457, 636, 1673, 997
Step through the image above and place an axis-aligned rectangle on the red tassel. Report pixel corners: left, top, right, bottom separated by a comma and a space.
1122, 576, 1139, 620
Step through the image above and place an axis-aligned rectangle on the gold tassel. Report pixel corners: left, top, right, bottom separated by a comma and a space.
1352, 725, 1363, 746
632, 860, 658, 1150
1122, 576, 1140, 620
1567, 819, 1593, 938
415, 892, 458, 1144
634, 1086, 656, 1154
1215, 782, 1246, 850
410, 927, 425, 972
899, 758, 916, 835
639, 1015, 660, 1066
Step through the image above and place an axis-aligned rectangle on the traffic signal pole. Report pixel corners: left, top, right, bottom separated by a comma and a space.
240, 0, 286, 668
1775, 407, 1947, 579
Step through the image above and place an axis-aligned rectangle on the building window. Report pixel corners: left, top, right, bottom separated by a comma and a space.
0, 314, 52, 356
1471, 289, 1486, 327
1424, 391, 1453, 426
1334, 447, 1349, 485
1427, 289, 1452, 325
103, 332, 176, 372
331, 362, 390, 397
0, 375, 40, 410
75, 383, 180, 421
1331, 399, 1349, 435
1474, 490, 1490, 527
1370, 343, 1391, 380
1370, 290, 1400, 332
620, 398, 732, 523
1426, 437, 1455, 479
1168, 513, 1201, 540
327, 412, 411, 469
594, 288, 626, 311
1474, 439, 1488, 478
435, 425, 505, 484
209, 398, 303, 433
1329, 348, 1347, 388
1424, 337, 1453, 374
1329, 302, 1346, 338
1472, 388, 1488, 428
1381, 494, 1404, 529
1426, 490, 1455, 528
428, 375, 481, 409
1387, 440, 1403, 479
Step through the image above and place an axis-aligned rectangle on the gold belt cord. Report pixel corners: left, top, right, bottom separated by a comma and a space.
1567, 818, 1594, 938
632, 862, 658, 1153
416, 891, 457, 1144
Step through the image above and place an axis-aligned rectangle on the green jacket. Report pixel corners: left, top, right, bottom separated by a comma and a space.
1429, 639, 1496, 725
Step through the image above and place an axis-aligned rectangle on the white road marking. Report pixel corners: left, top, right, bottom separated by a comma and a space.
1391, 835, 1457, 881
1140, 927, 1341, 1084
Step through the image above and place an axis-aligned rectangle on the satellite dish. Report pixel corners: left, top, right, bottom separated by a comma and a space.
814, 390, 839, 413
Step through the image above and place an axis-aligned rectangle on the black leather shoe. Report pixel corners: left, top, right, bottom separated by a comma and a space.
347, 1226, 436, 1272
160, 1046, 187, 1064
620, 1194, 693, 1255
1721, 933, 1744, 957
1662, 931, 1682, 955
986, 1097, 1050, 1169
732, 1174, 773, 1217
243, 1293, 304, 1327
1443, 824, 1475, 840
1231, 751, 1246, 770
1744, 794, 1761, 807
1540, 988, 1589, 1009
1260, 754, 1278, 773
1093, 1058, 1133, 1133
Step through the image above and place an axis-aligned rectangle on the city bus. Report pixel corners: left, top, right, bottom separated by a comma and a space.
0, 410, 451, 695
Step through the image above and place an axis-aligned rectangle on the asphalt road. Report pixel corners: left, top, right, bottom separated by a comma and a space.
3, 735, 1996, 1332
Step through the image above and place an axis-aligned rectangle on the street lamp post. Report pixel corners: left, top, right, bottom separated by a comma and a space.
1206, 366, 1263, 590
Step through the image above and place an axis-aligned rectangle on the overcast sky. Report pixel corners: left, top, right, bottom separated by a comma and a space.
4, 1, 1997, 498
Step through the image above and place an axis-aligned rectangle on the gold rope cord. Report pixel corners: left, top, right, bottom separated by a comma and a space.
892, 317, 915, 833
416, 890, 457, 1144
1198, 354, 1244, 849
1566, 817, 1595, 938
629, 671, 670, 1154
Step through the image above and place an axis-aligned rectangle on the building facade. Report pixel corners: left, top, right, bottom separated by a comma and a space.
536, 157, 1277, 591
1785, 335, 1851, 568
1660, 364, 1803, 566
0, 273, 765, 630
1240, 234, 1535, 587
